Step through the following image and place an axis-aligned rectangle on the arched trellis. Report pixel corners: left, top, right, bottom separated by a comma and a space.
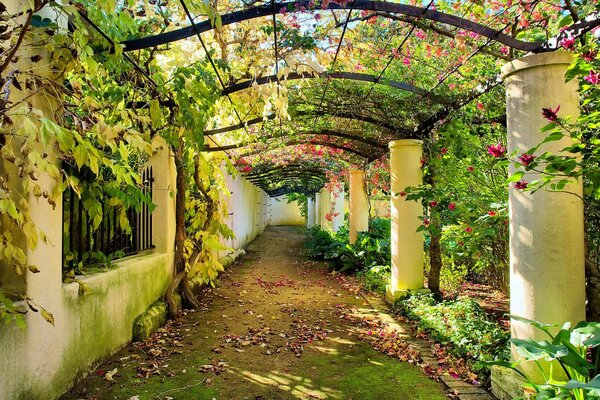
204, 129, 391, 152
121, 0, 554, 53
204, 109, 401, 136
235, 139, 383, 161
221, 71, 451, 105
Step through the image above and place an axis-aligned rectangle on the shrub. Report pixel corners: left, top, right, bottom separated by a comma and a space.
357, 265, 390, 294
398, 293, 509, 375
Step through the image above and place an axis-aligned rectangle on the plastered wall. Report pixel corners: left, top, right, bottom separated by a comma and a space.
269, 196, 305, 226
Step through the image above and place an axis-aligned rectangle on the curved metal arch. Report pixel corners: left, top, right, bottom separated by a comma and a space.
205, 109, 404, 136
236, 139, 381, 160
122, 0, 545, 53
222, 72, 451, 105
204, 129, 389, 152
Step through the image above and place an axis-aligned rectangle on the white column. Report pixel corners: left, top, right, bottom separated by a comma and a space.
307, 196, 315, 228
349, 170, 369, 244
386, 139, 425, 303
314, 192, 321, 227
319, 188, 332, 230
331, 189, 345, 232
502, 51, 584, 378
149, 137, 177, 254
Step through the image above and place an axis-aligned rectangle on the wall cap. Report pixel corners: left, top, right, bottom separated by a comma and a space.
501, 51, 574, 80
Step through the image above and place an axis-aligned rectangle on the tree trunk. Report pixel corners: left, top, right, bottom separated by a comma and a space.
428, 221, 443, 296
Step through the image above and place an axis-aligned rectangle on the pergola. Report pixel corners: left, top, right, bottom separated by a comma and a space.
43, 0, 600, 391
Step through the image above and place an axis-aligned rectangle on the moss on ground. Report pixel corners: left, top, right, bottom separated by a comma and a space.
61, 227, 447, 400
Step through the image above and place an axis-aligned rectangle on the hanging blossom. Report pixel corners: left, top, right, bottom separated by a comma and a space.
519, 153, 536, 166
583, 50, 597, 62
584, 71, 600, 85
487, 144, 506, 157
514, 180, 528, 190
542, 105, 560, 122
559, 36, 576, 51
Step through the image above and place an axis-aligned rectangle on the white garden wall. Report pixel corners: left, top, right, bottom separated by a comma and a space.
269, 196, 305, 225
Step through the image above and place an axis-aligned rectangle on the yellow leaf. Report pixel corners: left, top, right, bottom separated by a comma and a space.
40, 307, 55, 326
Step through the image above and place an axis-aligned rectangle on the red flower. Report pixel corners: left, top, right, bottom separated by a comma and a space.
467, 166, 474, 172
583, 50, 597, 62
542, 105, 560, 121
440, 147, 448, 155
465, 227, 473, 233
487, 144, 506, 157
560, 36, 575, 50
584, 71, 600, 85
448, 202, 456, 211
420, 158, 426, 167
488, 211, 496, 216
476, 102, 484, 110
429, 201, 438, 207
518, 153, 536, 167
399, 191, 406, 197
423, 218, 430, 227
514, 180, 528, 190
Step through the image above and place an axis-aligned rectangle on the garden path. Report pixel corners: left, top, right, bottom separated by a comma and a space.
62, 226, 448, 400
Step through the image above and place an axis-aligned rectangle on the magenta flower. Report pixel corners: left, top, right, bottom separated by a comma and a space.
518, 153, 536, 167
279, 6, 287, 14
314, 13, 322, 20
584, 71, 600, 85
487, 144, 506, 157
560, 36, 575, 50
582, 51, 597, 62
448, 202, 456, 211
542, 105, 560, 122
514, 180, 528, 190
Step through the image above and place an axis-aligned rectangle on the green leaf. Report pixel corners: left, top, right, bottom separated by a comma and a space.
561, 374, 600, 390
509, 338, 568, 361
40, 306, 55, 326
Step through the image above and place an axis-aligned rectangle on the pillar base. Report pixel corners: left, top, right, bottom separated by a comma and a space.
385, 286, 430, 304
490, 366, 534, 400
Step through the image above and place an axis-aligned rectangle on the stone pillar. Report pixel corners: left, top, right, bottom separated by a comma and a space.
149, 137, 177, 255
307, 196, 316, 228
386, 140, 425, 303
331, 189, 345, 232
349, 170, 369, 244
319, 188, 332, 230
501, 51, 584, 378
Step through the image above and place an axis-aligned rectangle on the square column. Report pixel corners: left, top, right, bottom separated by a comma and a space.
349, 170, 369, 244
500, 51, 585, 382
386, 139, 425, 303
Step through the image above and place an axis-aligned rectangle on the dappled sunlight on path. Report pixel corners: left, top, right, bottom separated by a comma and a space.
62, 226, 448, 400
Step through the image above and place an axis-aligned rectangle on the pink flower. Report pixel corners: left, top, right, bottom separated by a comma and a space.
416, 30, 426, 40
465, 227, 473, 233
560, 36, 575, 50
448, 203, 456, 211
403, 57, 411, 66
518, 153, 536, 166
476, 102, 484, 110
467, 166, 474, 172
314, 13, 321, 20
542, 105, 560, 121
583, 50, 597, 62
429, 201, 438, 207
514, 180, 528, 190
584, 71, 600, 85
487, 144, 506, 157
279, 6, 287, 14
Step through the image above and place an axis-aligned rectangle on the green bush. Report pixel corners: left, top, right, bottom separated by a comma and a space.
357, 265, 390, 294
398, 293, 509, 374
